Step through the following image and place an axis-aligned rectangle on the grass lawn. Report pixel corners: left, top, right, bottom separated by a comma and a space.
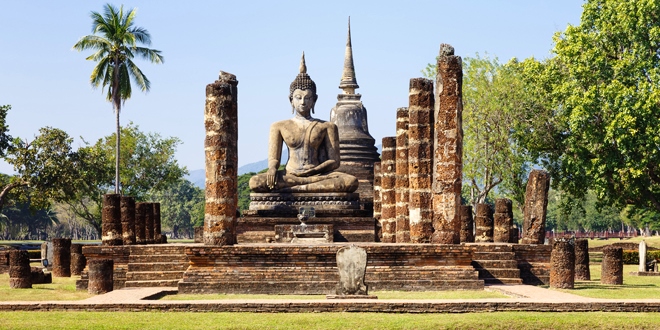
0, 273, 92, 301
164, 290, 508, 301
556, 264, 660, 299
586, 235, 660, 249
0, 311, 659, 329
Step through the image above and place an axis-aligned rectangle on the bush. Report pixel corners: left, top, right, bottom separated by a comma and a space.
622, 250, 660, 264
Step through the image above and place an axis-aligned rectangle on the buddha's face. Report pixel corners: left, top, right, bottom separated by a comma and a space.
291, 89, 316, 116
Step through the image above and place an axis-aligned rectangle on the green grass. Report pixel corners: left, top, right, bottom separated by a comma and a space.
556, 264, 660, 299
586, 235, 660, 249
0, 273, 92, 301
164, 290, 507, 301
0, 311, 658, 329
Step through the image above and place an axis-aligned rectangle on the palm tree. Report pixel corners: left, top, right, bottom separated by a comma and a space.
73, 3, 163, 194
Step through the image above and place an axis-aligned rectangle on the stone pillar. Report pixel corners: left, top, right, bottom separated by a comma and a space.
135, 202, 147, 245
395, 107, 410, 243
88, 259, 114, 294
459, 205, 474, 243
601, 246, 623, 285
102, 194, 122, 246
574, 238, 590, 280
120, 196, 136, 245
373, 162, 382, 242
511, 227, 519, 243
639, 240, 647, 272
52, 238, 71, 277
432, 44, 463, 244
494, 198, 513, 243
408, 78, 434, 243
521, 170, 551, 244
204, 71, 239, 246
70, 243, 86, 276
9, 250, 31, 289
474, 204, 493, 243
153, 203, 162, 244
380, 137, 397, 243
194, 227, 203, 243
550, 238, 575, 289
144, 203, 154, 244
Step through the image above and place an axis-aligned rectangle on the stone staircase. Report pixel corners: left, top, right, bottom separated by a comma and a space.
471, 245, 523, 285
125, 245, 188, 288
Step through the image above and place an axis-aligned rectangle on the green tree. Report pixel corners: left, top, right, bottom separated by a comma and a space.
66, 123, 186, 234
527, 0, 660, 213
149, 179, 203, 238
237, 172, 256, 213
73, 4, 164, 194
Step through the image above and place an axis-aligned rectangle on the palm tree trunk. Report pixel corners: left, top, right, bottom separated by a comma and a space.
115, 104, 120, 194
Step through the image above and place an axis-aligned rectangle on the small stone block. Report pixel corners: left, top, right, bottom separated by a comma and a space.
326, 295, 378, 299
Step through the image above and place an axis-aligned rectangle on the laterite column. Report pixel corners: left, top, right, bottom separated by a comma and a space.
102, 194, 122, 245
153, 203, 162, 244
135, 202, 147, 245
373, 162, 382, 241
432, 43, 463, 244
120, 196, 136, 245
9, 250, 31, 289
52, 238, 71, 277
474, 204, 493, 243
494, 198, 513, 243
521, 170, 550, 244
459, 205, 474, 243
380, 137, 397, 243
550, 238, 575, 289
395, 107, 410, 243
144, 203, 154, 244
574, 239, 590, 281
601, 246, 623, 285
88, 259, 114, 294
408, 78, 434, 243
70, 243, 86, 276
204, 71, 239, 246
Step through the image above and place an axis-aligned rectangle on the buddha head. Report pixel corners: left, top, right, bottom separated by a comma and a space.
289, 52, 318, 114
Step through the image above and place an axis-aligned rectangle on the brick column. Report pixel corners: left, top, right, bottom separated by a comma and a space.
459, 205, 474, 243
574, 238, 590, 281
120, 196, 136, 245
204, 71, 239, 246
153, 203, 162, 244
395, 107, 410, 243
601, 246, 623, 285
102, 194, 122, 246
373, 162, 382, 242
9, 250, 31, 289
70, 243, 86, 276
52, 238, 71, 277
88, 259, 113, 294
380, 137, 397, 243
550, 238, 575, 289
408, 78, 434, 243
474, 203, 493, 243
144, 203, 154, 244
521, 169, 550, 244
135, 202, 147, 245
494, 198, 513, 243
432, 43, 463, 244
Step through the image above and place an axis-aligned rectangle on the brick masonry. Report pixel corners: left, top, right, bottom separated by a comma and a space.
395, 107, 410, 243
380, 137, 397, 243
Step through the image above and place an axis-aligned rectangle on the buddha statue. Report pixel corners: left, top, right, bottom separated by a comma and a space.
249, 53, 359, 193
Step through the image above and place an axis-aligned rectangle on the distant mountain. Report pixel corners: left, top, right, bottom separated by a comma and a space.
185, 169, 206, 189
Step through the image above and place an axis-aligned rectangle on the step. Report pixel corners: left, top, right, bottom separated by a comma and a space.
472, 252, 516, 260
125, 279, 181, 288
128, 262, 189, 272
472, 244, 515, 253
129, 245, 187, 255
476, 268, 520, 279
129, 254, 189, 263
126, 271, 185, 281
471, 260, 518, 269
484, 277, 523, 285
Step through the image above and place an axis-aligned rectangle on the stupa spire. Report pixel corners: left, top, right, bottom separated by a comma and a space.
339, 17, 359, 93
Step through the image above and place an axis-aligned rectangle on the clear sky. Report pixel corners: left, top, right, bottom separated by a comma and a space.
0, 0, 583, 174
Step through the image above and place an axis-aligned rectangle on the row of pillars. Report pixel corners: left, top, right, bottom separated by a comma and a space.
102, 194, 164, 246
550, 238, 622, 289
373, 44, 551, 244
8, 238, 86, 289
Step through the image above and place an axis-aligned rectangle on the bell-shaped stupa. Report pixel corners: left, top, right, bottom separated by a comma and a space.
330, 18, 380, 209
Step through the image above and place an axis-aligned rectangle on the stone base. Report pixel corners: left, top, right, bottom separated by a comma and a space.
274, 224, 333, 244
249, 193, 360, 212
237, 215, 375, 243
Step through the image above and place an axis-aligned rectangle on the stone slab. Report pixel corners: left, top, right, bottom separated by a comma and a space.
249, 193, 360, 212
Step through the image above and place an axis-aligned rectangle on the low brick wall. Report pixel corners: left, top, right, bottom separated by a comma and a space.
77, 246, 130, 290
237, 216, 376, 243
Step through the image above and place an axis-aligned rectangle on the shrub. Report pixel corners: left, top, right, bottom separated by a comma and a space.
622, 250, 660, 264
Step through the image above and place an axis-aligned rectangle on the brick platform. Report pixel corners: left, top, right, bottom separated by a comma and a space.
236, 215, 376, 243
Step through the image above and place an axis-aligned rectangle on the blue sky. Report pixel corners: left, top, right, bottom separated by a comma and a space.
0, 1, 583, 174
